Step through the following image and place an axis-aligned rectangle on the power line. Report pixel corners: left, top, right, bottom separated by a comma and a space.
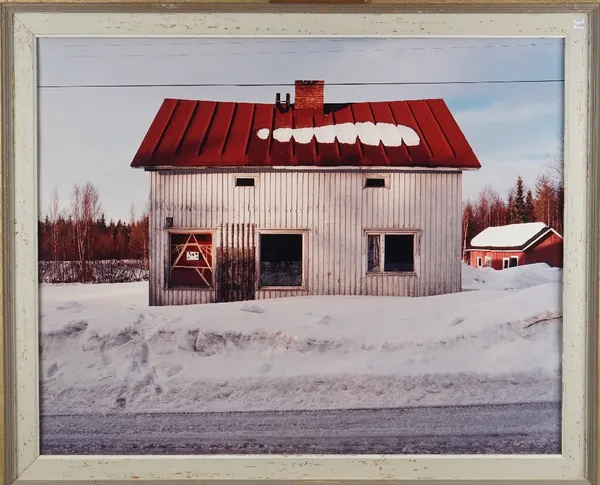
39, 79, 565, 89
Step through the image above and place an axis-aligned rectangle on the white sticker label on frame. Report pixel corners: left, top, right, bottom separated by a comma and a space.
574, 19, 585, 29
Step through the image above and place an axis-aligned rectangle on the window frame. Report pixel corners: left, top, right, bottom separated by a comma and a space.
165, 228, 216, 290
256, 229, 308, 290
510, 255, 519, 267
476, 256, 483, 268
484, 256, 492, 268
364, 229, 420, 276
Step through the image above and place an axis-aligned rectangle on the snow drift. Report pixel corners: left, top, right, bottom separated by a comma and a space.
39, 263, 562, 415
461, 262, 562, 291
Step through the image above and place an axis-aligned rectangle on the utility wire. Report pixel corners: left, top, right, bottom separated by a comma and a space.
39, 79, 565, 89
42, 42, 563, 88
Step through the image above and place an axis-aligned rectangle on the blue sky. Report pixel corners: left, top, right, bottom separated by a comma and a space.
37, 37, 564, 222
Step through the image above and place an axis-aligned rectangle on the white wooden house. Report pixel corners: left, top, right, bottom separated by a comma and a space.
131, 80, 481, 306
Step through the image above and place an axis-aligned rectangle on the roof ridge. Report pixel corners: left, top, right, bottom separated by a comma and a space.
163, 97, 447, 105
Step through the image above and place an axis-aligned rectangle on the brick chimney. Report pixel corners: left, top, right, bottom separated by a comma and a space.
294, 80, 324, 110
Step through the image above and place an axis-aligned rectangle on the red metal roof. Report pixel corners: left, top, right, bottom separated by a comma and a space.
130, 97, 481, 170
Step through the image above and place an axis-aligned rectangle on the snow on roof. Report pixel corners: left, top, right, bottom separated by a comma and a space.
470, 222, 550, 249
256, 122, 421, 147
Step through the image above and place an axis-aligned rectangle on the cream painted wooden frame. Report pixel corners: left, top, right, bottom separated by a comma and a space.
2, 3, 600, 485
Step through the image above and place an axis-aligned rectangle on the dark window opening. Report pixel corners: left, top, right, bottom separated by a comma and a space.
365, 178, 386, 188
476, 257, 482, 268
384, 234, 414, 272
169, 233, 213, 288
368, 235, 381, 272
259, 234, 303, 287
236, 177, 255, 187
503, 258, 509, 269
509, 256, 519, 268
367, 233, 415, 273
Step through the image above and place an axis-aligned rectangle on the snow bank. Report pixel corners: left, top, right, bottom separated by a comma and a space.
40, 264, 562, 415
461, 262, 562, 291
470, 222, 548, 248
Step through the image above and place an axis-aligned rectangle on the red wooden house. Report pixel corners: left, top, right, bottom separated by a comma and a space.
466, 222, 563, 270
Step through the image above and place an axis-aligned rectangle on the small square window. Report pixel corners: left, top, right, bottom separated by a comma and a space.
236, 177, 255, 187
365, 178, 386, 188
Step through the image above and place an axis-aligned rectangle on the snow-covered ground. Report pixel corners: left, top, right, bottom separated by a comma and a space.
461, 261, 562, 291
40, 263, 562, 415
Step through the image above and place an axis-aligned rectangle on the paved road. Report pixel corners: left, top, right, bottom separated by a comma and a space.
40, 402, 560, 455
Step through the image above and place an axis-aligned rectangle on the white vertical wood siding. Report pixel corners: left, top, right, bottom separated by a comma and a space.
149, 169, 462, 306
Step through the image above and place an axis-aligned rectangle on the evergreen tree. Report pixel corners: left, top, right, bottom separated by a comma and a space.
514, 175, 527, 223
525, 190, 536, 222
462, 201, 476, 259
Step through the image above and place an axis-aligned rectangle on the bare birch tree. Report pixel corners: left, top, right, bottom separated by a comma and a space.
129, 203, 136, 226
534, 174, 562, 231
71, 182, 102, 282
544, 134, 564, 189
48, 187, 61, 262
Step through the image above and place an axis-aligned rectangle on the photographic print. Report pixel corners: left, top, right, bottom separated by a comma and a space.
37, 36, 565, 456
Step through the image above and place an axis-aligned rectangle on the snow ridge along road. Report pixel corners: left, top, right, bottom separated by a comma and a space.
41, 402, 560, 455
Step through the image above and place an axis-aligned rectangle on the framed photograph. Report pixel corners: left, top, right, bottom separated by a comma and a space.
2, 2, 600, 484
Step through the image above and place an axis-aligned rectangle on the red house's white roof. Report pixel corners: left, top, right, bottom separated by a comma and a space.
470, 222, 559, 250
